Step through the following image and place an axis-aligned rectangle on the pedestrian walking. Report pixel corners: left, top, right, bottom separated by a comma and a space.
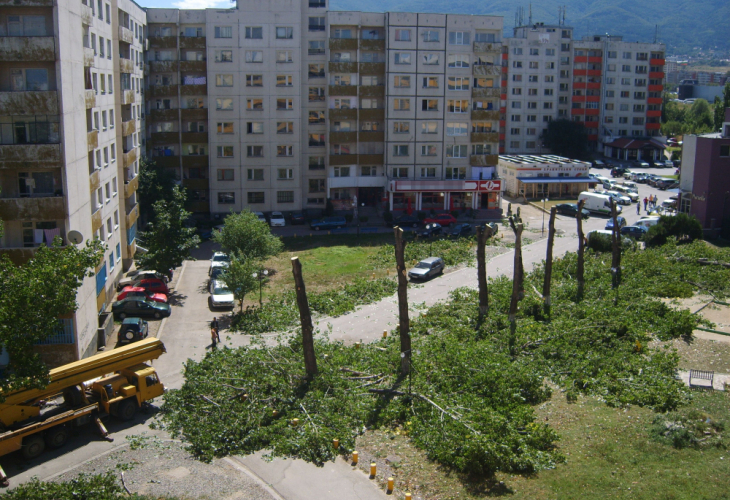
211, 317, 220, 342
643, 197, 648, 210
210, 327, 217, 348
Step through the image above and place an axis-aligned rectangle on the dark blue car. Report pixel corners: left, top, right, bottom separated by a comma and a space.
620, 225, 647, 238
309, 216, 347, 231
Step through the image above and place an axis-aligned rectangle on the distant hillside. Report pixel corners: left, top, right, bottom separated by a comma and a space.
330, 0, 730, 55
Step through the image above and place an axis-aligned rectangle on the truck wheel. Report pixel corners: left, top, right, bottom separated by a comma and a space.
45, 425, 69, 448
117, 399, 138, 421
22, 434, 45, 460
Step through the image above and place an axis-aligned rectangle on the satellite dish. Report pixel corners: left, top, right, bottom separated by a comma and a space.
67, 230, 83, 245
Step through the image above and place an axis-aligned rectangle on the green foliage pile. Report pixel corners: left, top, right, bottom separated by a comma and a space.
369, 235, 479, 269
4, 473, 162, 500
650, 409, 726, 449
162, 240, 730, 477
231, 277, 397, 334
645, 213, 703, 247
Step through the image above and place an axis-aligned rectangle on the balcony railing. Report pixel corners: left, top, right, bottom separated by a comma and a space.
0, 36, 55, 62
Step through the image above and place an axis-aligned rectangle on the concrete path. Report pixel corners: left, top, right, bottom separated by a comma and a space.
677, 370, 730, 391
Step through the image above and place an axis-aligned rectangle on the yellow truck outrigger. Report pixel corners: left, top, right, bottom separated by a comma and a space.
0, 338, 166, 486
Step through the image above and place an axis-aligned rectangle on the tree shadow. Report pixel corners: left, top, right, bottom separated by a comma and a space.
167, 291, 187, 307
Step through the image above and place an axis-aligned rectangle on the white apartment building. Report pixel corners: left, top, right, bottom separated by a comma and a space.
0, 0, 145, 364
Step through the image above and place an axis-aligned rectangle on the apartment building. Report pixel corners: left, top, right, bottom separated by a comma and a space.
503, 23, 665, 155
0, 0, 145, 364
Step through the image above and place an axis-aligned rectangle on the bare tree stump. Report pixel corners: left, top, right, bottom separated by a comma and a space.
576, 200, 586, 301
543, 207, 557, 316
508, 217, 524, 341
393, 228, 411, 375
610, 200, 622, 299
291, 257, 317, 378
476, 224, 493, 321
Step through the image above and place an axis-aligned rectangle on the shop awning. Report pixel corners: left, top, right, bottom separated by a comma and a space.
517, 177, 592, 184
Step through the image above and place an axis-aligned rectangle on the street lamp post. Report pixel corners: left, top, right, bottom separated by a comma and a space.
252, 269, 269, 307
541, 197, 549, 235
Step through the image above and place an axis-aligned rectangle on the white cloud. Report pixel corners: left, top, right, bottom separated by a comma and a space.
172, 0, 231, 9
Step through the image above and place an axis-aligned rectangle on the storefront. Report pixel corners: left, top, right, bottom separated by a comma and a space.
498, 155, 591, 199
388, 179, 503, 213
602, 138, 666, 162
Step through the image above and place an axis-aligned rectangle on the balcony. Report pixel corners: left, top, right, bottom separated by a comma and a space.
329, 108, 357, 120
81, 4, 93, 24
649, 71, 665, 79
179, 36, 206, 50
329, 62, 358, 73
0, 36, 55, 62
471, 87, 501, 98
89, 168, 100, 192
149, 60, 179, 72
148, 84, 177, 98
125, 203, 139, 228
118, 26, 134, 44
124, 175, 139, 198
587, 69, 602, 77
646, 110, 662, 118
330, 38, 358, 51
471, 109, 499, 120
180, 60, 206, 72
0, 195, 66, 222
148, 36, 177, 49
473, 42, 499, 53
0, 90, 58, 115
327, 176, 387, 189
646, 123, 661, 130
469, 154, 498, 166
83, 89, 95, 108
123, 148, 137, 168
359, 62, 385, 75
359, 85, 385, 98
329, 154, 358, 165
150, 108, 179, 121
0, 247, 41, 265
181, 131, 208, 143
329, 85, 358, 96
358, 153, 384, 164
119, 58, 134, 73
574, 56, 588, 63
121, 119, 136, 136
186, 201, 209, 213
182, 155, 209, 168
572, 95, 586, 103
126, 239, 136, 259
83, 47, 94, 67
329, 131, 357, 143
359, 39, 385, 51
150, 155, 179, 168
180, 84, 206, 96
0, 143, 61, 169
650, 58, 665, 66
648, 84, 663, 92
647, 97, 662, 105
585, 108, 600, 116
180, 108, 207, 120
91, 207, 102, 233
470, 132, 499, 143
87, 130, 98, 151
150, 132, 179, 145
358, 131, 384, 142
182, 178, 209, 190
359, 108, 384, 121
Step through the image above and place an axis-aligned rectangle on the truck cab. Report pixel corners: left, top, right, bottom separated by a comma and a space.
90, 363, 164, 419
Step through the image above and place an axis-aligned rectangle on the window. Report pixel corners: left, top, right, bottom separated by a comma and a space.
605, 103, 614, 110
511, 102, 522, 109
309, 17, 325, 31
545, 75, 554, 82
217, 169, 234, 181
512, 88, 522, 95
446, 122, 468, 136
446, 145, 467, 158
245, 51, 263, 63
421, 121, 438, 134
277, 121, 294, 134
395, 29, 411, 41
622, 51, 632, 59
512, 74, 523, 82
529, 61, 539, 69
393, 121, 410, 133
248, 192, 265, 204
277, 191, 294, 203
420, 145, 437, 156
247, 168, 264, 180
217, 146, 234, 157
447, 55, 469, 68
511, 115, 522, 122
245, 26, 263, 39
308, 40, 325, 55
277, 98, 293, 110
422, 99, 439, 111
276, 75, 293, 87
247, 98, 263, 110
448, 31, 470, 45
422, 76, 439, 88
361, 166, 377, 176
513, 47, 523, 55
422, 54, 439, 65
448, 77, 469, 90
214, 26, 232, 38
544, 102, 553, 109
332, 166, 350, 177
277, 50, 294, 62
217, 122, 234, 134
420, 167, 436, 178
309, 157, 325, 170
447, 100, 468, 113
308, 64, 325, 78
622, 65, 631, 72
719, 145, 730, 157
332, 28, 353, 39
393, 145, 409, 156
445, 167, 466, 179
394, 75, 411, 88
393, 98, 410, 111
276, 26, 293, 39
246, 75, 263, 87
620, 104, 629, 111
277, 168, 294, 179
277, 145, 293, 156
308, 133, 325, 146
392, 167, 408, 178
544, 89, 554, 96
247, 122, 264, 134
422, 30, 439, 42
309, 110, 325, 124
247, 145, 264, 157
309, 179, 325, 192
528, 75, 538, 83
619, 117, 628, 124
510, 127, 520, 135
216, 74, 233, 87
394, 52, 411, 64
308, 87, 325, 102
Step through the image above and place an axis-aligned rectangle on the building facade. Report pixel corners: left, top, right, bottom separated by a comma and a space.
497, 154, 590, 199
0, 0, 145, 363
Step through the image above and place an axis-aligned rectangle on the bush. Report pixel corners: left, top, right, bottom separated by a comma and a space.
587, 232, 613, 252
645, 213, 703, 247
4, 473, 155, 500
344, 214, 354, 223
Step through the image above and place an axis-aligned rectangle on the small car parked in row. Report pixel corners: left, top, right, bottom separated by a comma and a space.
450, 223, 473, 238
269, 212, 286, 227
423, 213, 457, 227
310, 216, 347, 231
417, 223, 442, 238
132, 279, 170, 296
117, 287, 168, 304
112, 297, 171, 321
555, 203, 590, 219
118, 317, 148, 345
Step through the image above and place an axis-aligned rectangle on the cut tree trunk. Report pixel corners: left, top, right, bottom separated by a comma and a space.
576, 200, 586, 301
291, 257, 318, 378
543, 206, 557, 316
610, 200, 622, 300
393, 228, 411, 375
476, 224, 494, 321
508, 217, 524, 341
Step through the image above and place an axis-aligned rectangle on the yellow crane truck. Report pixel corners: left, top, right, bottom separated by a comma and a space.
0, 338, 166, 486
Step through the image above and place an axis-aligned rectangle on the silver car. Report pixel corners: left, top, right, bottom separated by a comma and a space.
407, 257, 445, 281
209, 280, 234, 309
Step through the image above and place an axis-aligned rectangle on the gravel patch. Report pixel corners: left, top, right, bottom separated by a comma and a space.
53, 437, 275, 500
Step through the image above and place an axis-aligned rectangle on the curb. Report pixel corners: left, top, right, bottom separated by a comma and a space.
156, 260, 188, 343
225, 457, 287, 500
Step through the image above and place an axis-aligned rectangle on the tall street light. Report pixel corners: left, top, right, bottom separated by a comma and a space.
252, 268, 268, 307
541, 197, 549, 235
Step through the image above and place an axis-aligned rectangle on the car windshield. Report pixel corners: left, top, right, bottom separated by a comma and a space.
416, 262, 431, 269
212, 255, 228, 262
213, 286, 231, 295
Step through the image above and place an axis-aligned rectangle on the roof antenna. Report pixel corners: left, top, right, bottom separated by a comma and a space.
563, 5, 566, 25
529, 3, 532, 25
654, 24, 658, 43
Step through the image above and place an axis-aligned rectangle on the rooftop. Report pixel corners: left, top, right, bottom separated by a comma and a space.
498, 154, 590, 166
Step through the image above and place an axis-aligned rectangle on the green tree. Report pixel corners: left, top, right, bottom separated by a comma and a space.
661, 120, 686, 137
714, 82, 730, 130
213, 210, 282, 260
137, 157, 178, 226
686, 99, 714, 132
0, 238, 104, 400
663, 100, 687, 123
540, 119, 589, 160
136, 186, 200, 274
645, 213, 703, 247
219, 255, 259, 311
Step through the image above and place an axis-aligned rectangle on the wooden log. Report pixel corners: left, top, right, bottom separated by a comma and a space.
576, 200, 586, 301
508, 217, 524, 339
291, 257, 318, 377
393, 227, 411, 375
476, 224, 493, 321
543, 206, 557, 316
610, 200, 622, 295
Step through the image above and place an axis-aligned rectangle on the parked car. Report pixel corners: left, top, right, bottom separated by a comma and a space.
269, 211, 286, 227
132, 279, 170, 296
289, 212, 306, 225
599, 190, 632, 205
112, 297, 171, 320
621, 225, 648, 239
592, 160, 606, 169
635, 173, 650, 183
210, 266, 226, 281
209, 280, 234, 309
310, 216, 347, 231
117, 287, 167, 304
611, 186, 639, 202
407, 257, 445, 281
621, 181, 639, 192
664, 160, 674, 168
656, 178, 678, 190
117, 270, 169, 291
417, 223, 442, 238
605, 216, 627, 230
555, 203, 590, 219
209, 252, 229, 276
611, 166, 627, 178
254, 211, 267, 223
387, 214, 421, 228
638, 161, 650, 168
450, 223, 473, 238
423, 213, 457, 227
118, 317, 149, 345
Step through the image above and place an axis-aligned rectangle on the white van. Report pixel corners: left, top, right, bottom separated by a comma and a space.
578, 192, 622, 216
634, 217, 660, 229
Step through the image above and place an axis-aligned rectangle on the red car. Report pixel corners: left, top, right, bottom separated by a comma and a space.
132, 279, 170, 296
423, 213, 457, 227
118, 286, 168, 304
